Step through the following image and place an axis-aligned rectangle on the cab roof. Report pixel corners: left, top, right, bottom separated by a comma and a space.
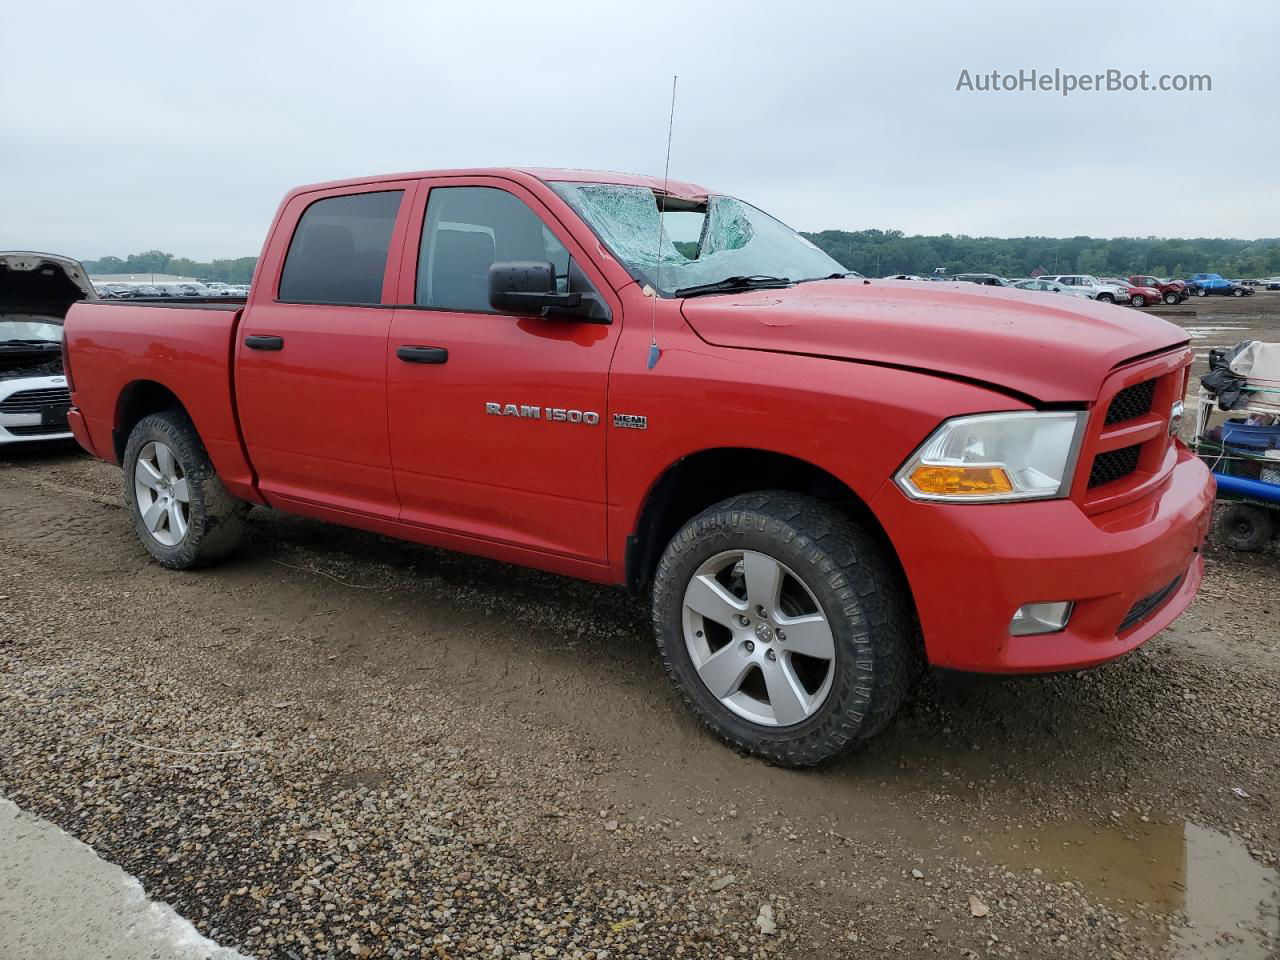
286, 167, 714, 202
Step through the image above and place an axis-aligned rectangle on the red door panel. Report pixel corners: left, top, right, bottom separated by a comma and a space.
385, 177, 622, 564
237, 302, 398, 513
388, 309, 614, 559
236, 181, 417, 517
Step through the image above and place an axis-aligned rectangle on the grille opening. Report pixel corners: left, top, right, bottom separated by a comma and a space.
0, 387, 72, 413
1088, 444, 1142, 488
1119, 573, 1185, 633
1105, 379, 1157, 425
6, 422, 70, 437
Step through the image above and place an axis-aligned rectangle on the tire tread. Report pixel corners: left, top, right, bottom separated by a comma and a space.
652, 491, 917, 767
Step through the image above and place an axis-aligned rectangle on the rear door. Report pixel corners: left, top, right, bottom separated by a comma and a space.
385, 176, 621, 566
236, 183, 415, 517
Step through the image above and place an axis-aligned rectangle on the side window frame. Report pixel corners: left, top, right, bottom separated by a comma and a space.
393, 176, 616, 323
269, 181, 417, 308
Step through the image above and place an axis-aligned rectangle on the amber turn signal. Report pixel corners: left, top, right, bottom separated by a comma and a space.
908, 465, 1014, 496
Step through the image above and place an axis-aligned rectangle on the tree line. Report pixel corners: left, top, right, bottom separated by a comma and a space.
82, 250, 257, 283
801, 230, 1280, 279
83, 232, 1280, 285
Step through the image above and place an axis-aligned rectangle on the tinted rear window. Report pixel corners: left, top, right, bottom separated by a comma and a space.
278, 191, 403, 304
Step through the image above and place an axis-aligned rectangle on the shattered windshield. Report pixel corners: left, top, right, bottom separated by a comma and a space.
550, 182, 848, 296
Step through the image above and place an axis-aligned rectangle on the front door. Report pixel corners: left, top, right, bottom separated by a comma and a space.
386, 178, 621, 565
236, 183, 414, 517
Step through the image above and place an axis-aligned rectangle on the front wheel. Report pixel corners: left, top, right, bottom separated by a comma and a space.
1163, 291, 1180, 304
1131, 294, 1147, 307
1195, 287, 1208, 297
123, 411, 247, 569
652, 492, 916, 767
1097, 293, 1115, 303
1232, 287, 1246, 297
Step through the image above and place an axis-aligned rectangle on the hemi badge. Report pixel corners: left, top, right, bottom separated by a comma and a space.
613, 413, 648, 430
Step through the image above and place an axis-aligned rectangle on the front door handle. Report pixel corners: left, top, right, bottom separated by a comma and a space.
244, 334, 285, 351
396, 345, 448, 364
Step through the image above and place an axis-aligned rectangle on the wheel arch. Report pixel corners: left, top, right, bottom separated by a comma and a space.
112, 379, 190, 462
624, 447, 906, 598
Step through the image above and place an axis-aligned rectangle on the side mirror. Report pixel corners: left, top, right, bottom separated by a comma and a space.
488, 261, 582, 315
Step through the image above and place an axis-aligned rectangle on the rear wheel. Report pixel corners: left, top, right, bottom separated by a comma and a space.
1195, 287, 1208, 297
123, 411, 247, 569
652, 492, 916, 767
1216, 503, 1273, 552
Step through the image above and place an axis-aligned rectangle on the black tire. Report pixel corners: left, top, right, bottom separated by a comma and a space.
122, 411, 247, 569
1131, 294, 1147, 307
1216, 503, 1273, 552
1195, 287, 1208, 297
652, 492, 917, 767
1097, 293, 1115, 303
1232, 287, 1246, 297
1163, 291, 1179, 304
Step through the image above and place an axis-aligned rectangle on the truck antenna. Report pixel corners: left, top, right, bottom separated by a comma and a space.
648, 74, 677, 371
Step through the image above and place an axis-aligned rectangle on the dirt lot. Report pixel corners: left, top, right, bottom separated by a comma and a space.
2, 295, 1279, 959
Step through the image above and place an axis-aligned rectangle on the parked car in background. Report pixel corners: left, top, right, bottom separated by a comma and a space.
1040, 275, 1130, 303
1101, 278, 1162, 308
1, 252, 95, 446
953, 273, 1009, 286
1265, 278, 1280, 290
1186, 273, 1254, 297
1127, 275, 1187, 305
883, 274, 925, 281
1011, 278, 1090, 299
133, 284, 164, 297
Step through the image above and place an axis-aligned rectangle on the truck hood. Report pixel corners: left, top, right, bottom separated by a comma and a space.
680, 279, 1189, 403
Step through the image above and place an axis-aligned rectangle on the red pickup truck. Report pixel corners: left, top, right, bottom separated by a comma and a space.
64, 168, 1214, 766
1128, 275, 1189, 305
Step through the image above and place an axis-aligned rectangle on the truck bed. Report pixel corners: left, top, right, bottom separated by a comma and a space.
64, 299, 259, 501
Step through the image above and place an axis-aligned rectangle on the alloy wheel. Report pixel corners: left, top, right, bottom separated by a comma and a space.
681, 550, 835, 726
134, 440, 191, 546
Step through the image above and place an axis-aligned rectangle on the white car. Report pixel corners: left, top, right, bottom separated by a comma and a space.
1039, 274, 1130, 304
1, 252, 95, 447
1012, 278, 1091, 299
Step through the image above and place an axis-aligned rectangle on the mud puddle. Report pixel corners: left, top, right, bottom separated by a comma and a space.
969, 815, 1278, 958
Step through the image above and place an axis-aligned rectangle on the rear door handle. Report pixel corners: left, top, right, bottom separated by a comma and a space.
396, 345, 448, 364
244, 335, 284, 351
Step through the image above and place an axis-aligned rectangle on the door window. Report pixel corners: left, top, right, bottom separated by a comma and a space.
278, 191, 404, 304
416, 186, 608, 319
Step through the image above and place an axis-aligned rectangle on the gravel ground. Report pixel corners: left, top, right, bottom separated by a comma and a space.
1, 300, 1278, 959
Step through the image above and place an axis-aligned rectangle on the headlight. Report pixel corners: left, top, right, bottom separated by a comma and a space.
895, 411, 1088, 502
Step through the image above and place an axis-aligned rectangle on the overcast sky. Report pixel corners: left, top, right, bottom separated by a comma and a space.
4, 0, 1277, 261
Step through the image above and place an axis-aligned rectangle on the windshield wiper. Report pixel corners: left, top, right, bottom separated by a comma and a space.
795, 272, 860, 284
673, 275, 794, 298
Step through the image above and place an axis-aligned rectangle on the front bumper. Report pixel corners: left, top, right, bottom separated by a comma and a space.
872, 445, 1214, 673
0, 375, 74, 446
